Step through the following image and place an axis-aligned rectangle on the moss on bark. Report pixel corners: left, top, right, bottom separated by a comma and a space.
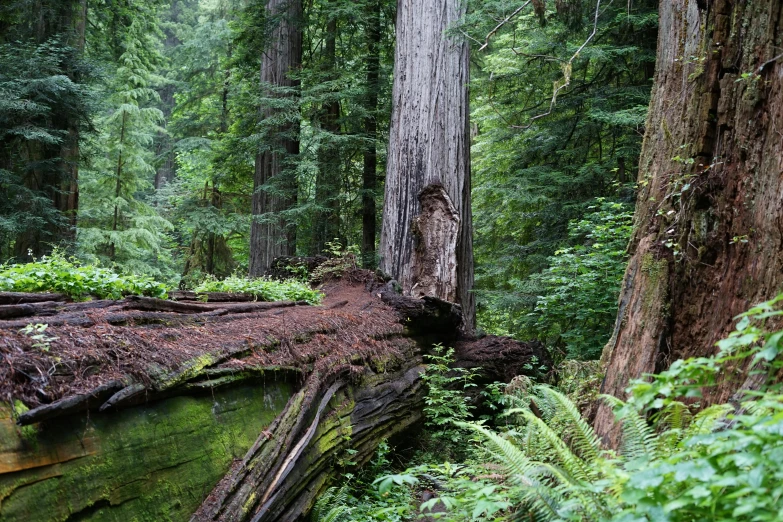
0, 382, 291, 521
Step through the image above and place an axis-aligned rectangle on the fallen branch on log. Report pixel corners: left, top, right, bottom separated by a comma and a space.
0, 301, 63, 319
0, 292, 66, 305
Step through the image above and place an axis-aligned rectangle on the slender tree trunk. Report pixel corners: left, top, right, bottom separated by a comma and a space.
595, 0, 783, 445
312, 15, 341, 254
361, 0, 381, 268
109, 112, 127, 262
379, 0, 475, 330
249, 0, 303, 277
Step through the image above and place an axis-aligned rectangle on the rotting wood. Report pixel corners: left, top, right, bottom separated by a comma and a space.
0, 301, 62, 319
122, 296, 306, 314
410, 184, 460, 303
16, 379, 127, 425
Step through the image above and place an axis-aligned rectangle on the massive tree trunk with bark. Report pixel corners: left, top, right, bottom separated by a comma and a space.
249, 0, 303, 276
379, 0, 475, 330
596, 0, 783, 445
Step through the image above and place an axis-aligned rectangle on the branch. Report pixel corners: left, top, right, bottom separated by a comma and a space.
478, 1, 533, 52
512, 0, 603, 129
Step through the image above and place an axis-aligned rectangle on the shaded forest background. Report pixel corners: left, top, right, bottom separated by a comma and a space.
0, 0, 659, 360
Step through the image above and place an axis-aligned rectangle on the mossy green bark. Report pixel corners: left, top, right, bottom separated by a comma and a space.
0, 382, 292, 522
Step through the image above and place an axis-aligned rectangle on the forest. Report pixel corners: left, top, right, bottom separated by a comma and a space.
0, 0, 782, 521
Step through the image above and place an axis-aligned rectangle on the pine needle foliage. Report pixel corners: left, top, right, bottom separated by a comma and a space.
0, 37, 92, 259
462, 1, 658, 350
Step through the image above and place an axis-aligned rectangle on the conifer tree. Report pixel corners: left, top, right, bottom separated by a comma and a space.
0, 0, 91, 259
78, 12, 172, 276
380, 0, 475, 329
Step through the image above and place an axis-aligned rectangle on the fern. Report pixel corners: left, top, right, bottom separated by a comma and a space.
310, 485, 353, 522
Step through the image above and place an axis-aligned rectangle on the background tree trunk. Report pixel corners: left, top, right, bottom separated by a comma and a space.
55, 0, 87, 241
249, 0, 303, 276
595, 0, 783, 445
379, 0, 475, 330
312, 15, 341, 254
361, 0, 381, 268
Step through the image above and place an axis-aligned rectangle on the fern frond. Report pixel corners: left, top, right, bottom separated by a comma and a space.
602, 395, 657, 460
682, 404, 732, 441
310, 485, 353, 522
534, 385, 603, 462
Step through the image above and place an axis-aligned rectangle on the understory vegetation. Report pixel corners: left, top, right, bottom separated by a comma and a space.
193, 273, 323, 304
311, 294, 783, 521
0, 251, 319, 303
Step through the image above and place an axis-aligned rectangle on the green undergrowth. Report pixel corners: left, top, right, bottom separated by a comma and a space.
313, 294, 783, 521
0, 252, 324, 304
0, 251, 168, 300
193, 274, 323, 304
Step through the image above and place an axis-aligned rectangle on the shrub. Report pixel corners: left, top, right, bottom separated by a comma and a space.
0, 251, 168, 300
193, 274, 323, 305
460, 293, 783, 521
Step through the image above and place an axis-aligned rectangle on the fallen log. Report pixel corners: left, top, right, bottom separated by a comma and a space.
0, 301, 62, 319
15, 379, 127, 425
0, 269, 546, 522
169, 291, 261, 302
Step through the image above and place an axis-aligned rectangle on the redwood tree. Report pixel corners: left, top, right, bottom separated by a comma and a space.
379, 0, 474, 329
596, 0, 783, 443
249, 0, 302, 276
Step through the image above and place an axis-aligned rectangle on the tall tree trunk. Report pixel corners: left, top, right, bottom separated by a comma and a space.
595, 0, 783, 445
379, 0, 475, 330
312, 15, 341, 254
56, 0, 87, 241
361, 0, 381, 268
15, 0, 86, 255
249, 0, 303, 276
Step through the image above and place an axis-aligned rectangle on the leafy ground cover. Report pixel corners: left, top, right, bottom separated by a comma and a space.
194, 274, 323, 305
0, 252, 323, 304
0, 252, 167, 301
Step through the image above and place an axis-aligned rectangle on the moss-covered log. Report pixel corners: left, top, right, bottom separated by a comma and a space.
0, 381, 293, 521
0, 271, 542, 521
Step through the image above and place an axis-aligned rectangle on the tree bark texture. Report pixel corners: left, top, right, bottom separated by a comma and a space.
249, 0, 303, 276
0, 264, 543, 520
595, 0, 783, 446
379, 0, 475, 330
